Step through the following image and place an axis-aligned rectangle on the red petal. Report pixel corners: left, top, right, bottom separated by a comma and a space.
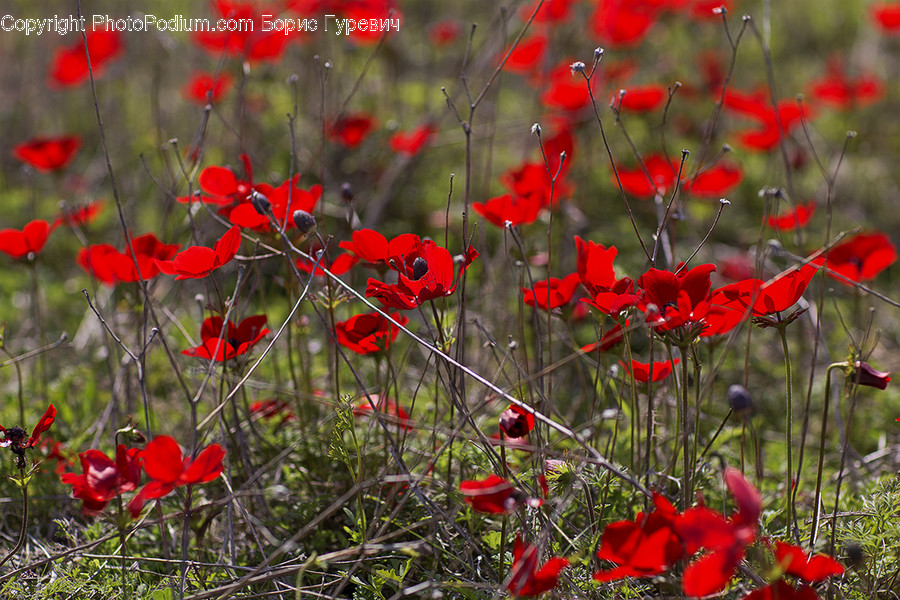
180, 444, 225, 484
142, 436, 184, 484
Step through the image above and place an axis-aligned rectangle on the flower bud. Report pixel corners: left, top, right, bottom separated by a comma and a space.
292, 210, 317, 235
727, 384, 753, 414
250, 190, 271, 215
850, 361, 891, 390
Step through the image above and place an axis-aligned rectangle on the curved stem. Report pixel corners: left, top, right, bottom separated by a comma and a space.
0, 473, 28, 570
810, 363, 847, 548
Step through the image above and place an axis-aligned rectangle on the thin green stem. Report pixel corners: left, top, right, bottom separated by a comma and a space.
681, 348, 691, 508
811, 363, 847, 548
0, 471, 28, 570
777, 323, 794, 536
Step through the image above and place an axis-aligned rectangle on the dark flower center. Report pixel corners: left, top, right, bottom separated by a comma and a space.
412, 257, 429, 280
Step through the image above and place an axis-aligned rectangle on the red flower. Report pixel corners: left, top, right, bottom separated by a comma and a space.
128, 436, 225, 517
193, 1, 290, 62
459, 474, 517, 514
615, 155, 741, 198
522, 273, 581, 310
744, 580, 818, 600
183, 72, 233, 104
591, 0, 662, 48
0, 220, 52, 260
712, 262, 818, 317
54, 201, 104, 229
13, 135, 81, 171
872, 3, 900, 34
225, 175, 322, 231
182, 315, 269, 361
678, 468, 761, 597
389, 124, 435, 157
473, 194, 543, 228
575, 237, 619, 296
427, 20, 462, 46
335, 312, 409, 355
507, 535, 569, 598
724, 89, 810, 151
626, 358, 680, 383
61, 445, 142, 515
773, 541, 844, 583
501, 162, 570, 207
339, 229, 419, 266
541, 62, 592, 111
0, 404, 56, 468
50, 30, 122, 87
155, 225, 241, 279
499, 405, 535, 439
812, 231, 897, 284
520, 0, 577, 23
637, 263, 717, 332
809, 58, 883, 109
503, 34, 548, 73
249, 399, 295, 423
767, 200, 816, 231
366, 237, 478, 309
78, 233, 180, 285
616, 84, 666, 112
295, 251, 359, 277
329, 114, 376, 148
851, 361, 891, 390
594, 493, 685, 581
352, 395, 412, 430
193, 155, 257, 206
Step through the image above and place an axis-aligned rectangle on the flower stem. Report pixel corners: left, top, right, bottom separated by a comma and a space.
0, 471, 28, 570
810, 362, 846, 548
777, 322, 794, 536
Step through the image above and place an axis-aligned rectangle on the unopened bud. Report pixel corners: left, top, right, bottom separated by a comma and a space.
250, 191, 271, 215
341, 182, 354, 203
727, 384, 752, 414
292, 210, 317, 234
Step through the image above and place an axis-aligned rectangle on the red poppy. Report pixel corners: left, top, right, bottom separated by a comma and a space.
744, 580, 818, 600
183, 72, 233, 104
723, 89, 810, 151
499, 404, 535, 439
472, 194, 543, 228
50, 30, 122, 87
522, 273, 581, 310
637, 263, 717, 332
0, 404, 56, 469
811, 231, 897, 284
61, 445, 142, 515
626, 358, 680, 383
616, 84, 666, 112
520, 0, 577, 23
249, 399, 295, 422
678, 467, 761, 597
575, 237, 619, 296
503, 34, 548, 73
541, 62, 592, 111
615, 154, 741, 199
594, 493, 685, 581
767, 200, 816, 231
352, 395, 412, 430
339, 229, 419, 266
427, 20, 462, 46
193, 1, 290, 62
591, 0, 662, 48
389, 124, 435, 157
193, 155, 257, 206
712, 261, 818, 317
366, 237, 478, 309
155, 225, 241, 280
459, 474, 518, 514
542, 123, 576, 177
0, 220, 52, 260
53, 201, 104, 229
507, 535, 569, 598
335, 311, 409, 355
13, 135, 81, 171
809, 59, 883, 109
182, 315, 269, 361
128, 436, 225, 517
296, 251, 359, 277
851, 361, 891, 390
225, 175, 322, 231
78, 232, 180, 285
773, 541, 844, 583
582, 278, 640, 317
329, 114, 376, 148
872, 3, 900, 34
501, 162, 569, 208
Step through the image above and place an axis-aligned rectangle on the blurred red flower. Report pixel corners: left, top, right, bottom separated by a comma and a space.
615, 155, 742, 198
773, 541, 844, 582
522, 273, 581, 310
507, 535, 569, 598
193, 0, 290, 61
61, 445, 142, 515
352, 395, 412, 430
0, 220, 52, 260
615, 84, 666, 112
872, 3, 900, 34
78, 233, 180, 285
129, 436, 225, 517
53, 201, 104, 229
459, 474, 517, 514
811, 232, 897, 284
50, 30, 122, 87
626, 358, 680, 383
499, 404, 535, 439
335, 312, 409, 355
473, 194, 543, 228
809, 59, 883, 109
155, 225, 241, 279
591, 0, 661, 48
766, 200, 816, 231
389, 124, 435, 157
503, 34, 547, 73
183, 72, 233, 104
723, 89, 811, 151
14, 135, 81, 171
329, 114, 376, 148
427, 19, 462, 46
182, 315, 269, 361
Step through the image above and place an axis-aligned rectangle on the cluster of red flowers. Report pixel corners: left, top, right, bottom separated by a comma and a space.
62, 435, 225, 517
